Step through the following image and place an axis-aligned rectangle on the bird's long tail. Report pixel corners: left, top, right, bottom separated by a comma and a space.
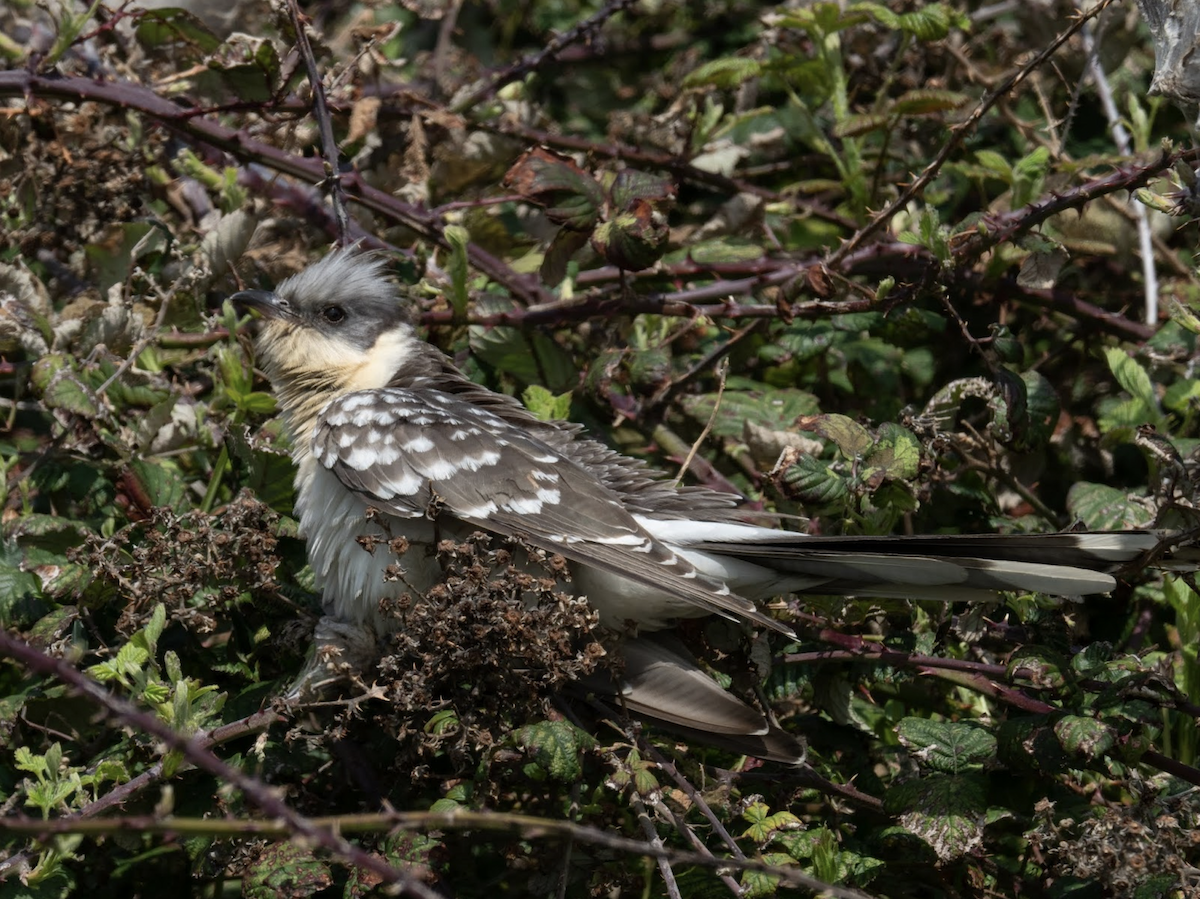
679, 529, 1197, 603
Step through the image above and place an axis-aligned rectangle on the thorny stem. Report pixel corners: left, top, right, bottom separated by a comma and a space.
285, 0, 350, 245
449, 0, 639, 114
828, 0, 1120, 266
0, 630, 443, 899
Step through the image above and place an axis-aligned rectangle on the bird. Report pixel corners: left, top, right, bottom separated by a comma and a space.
231, 248, 1179, 764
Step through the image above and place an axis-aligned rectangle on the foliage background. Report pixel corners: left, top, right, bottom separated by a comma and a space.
1, 0, 1200, 896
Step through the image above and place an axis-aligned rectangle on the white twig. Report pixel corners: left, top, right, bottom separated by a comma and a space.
1082, 18, 1159, 323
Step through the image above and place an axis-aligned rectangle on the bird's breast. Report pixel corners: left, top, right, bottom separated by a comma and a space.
296, 461, 444, 632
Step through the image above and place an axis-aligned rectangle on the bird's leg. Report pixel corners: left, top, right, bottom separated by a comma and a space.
285, 614, 382, 701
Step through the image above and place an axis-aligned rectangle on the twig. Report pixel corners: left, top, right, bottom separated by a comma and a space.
0, 709, 281, 880
450, 0, 638, 113
675, 357, 729, 486
784, 633, 1200, 788
828, 0, 1119, 266
284, 0, 350, 244
0, 807, 878, 896
641, 743, 747, 860
629, 790, 683, 899
0, 630, 441, 898
0, 71, 548, 304
480, 118, 854, 228
1080, 18, 1158, 323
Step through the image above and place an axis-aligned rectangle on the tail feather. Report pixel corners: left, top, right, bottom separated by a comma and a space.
688, 531, 1178, 599
586, 636, 806, 765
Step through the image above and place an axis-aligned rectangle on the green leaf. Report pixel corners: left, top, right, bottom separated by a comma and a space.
444, 224, 471, 318
521, 385, 572, 421
29, 355, 100, 418
973, 149, 1012, 181
503, 148, 604, 231
1103, 347, 1160, 412
886, 774, 985, 861
1019, 369, 1060, 448
892, 3, 961, 41
241, 842, 333, 899
890, 89, 968, 115
608, 169, 675, 210
126, 459, 189, 514
679, 387, 820, 439
590, 203, 669, 271
469, 304, 577, 392
832, 112, 891, 138
864, 422, 920, 480
1007, 646, 1070, 690
1066, 482, 1152, 530
538, 227, 588, 288
687, 238, 765, 265
682, 57, 762, 89
0, 556, 44, 627
895, 718, 997, 774
1011, 146, 1050, 209
205, 38, 281, 103
779, 454, 849, 508
741, 801, 802, 842
135, 8, 222, 57
1167, 295, 1200, 335
1054, 715, 1116, 760
513, 719, 595, 781
797, 413, 873, 458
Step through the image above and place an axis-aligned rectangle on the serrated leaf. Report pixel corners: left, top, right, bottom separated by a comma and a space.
1167, 296, 1200, 334
832, 112, 891, 138
687, 239, 765, 265
206, 38, 281, 103
1054, 715, 1115, 759
514, 719, 595, 781
469, 297, 577, 391
608, 169, 675, 210
797, 413, 874, 458
521, 385, 572, 421
0, 561, 44, 627
890, 89, 968, 115
444, 224, 471, 317
895, 718, 997, 774
682, 57, 762, 89
135, 8, 222, 57
864, 422, 920, 480
1017, 246, 1069, 290
919, 376, 995, 431
741, 801, 802, 842
590, 202, 669, 271
226, 426, 296, 513
1011, 146, 1050, 209
779, 454, 849, 507
893, 3, 959, 41
1103, 347, 1160, 412
1008, 646, 1070, 690
241, 842, 333, 899
888, 774, 985, 861
679, 388, 819, 439
503, 148, 604, 230
1066, 482, 1152, 530
30, 356, 101, 418
126, 459, 188, 514
1020, 369, 1060, 448
539, 227, 588, 286
974, 149, 1012, 180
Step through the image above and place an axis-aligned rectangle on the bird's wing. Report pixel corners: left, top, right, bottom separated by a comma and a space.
311, 388, 792, 635
584, 635, 806, 764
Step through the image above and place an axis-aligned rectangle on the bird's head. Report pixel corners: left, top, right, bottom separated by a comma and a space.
231, 249, 417, 436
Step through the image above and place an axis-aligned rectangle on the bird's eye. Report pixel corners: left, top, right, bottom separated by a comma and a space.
322, 305, 346, 324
